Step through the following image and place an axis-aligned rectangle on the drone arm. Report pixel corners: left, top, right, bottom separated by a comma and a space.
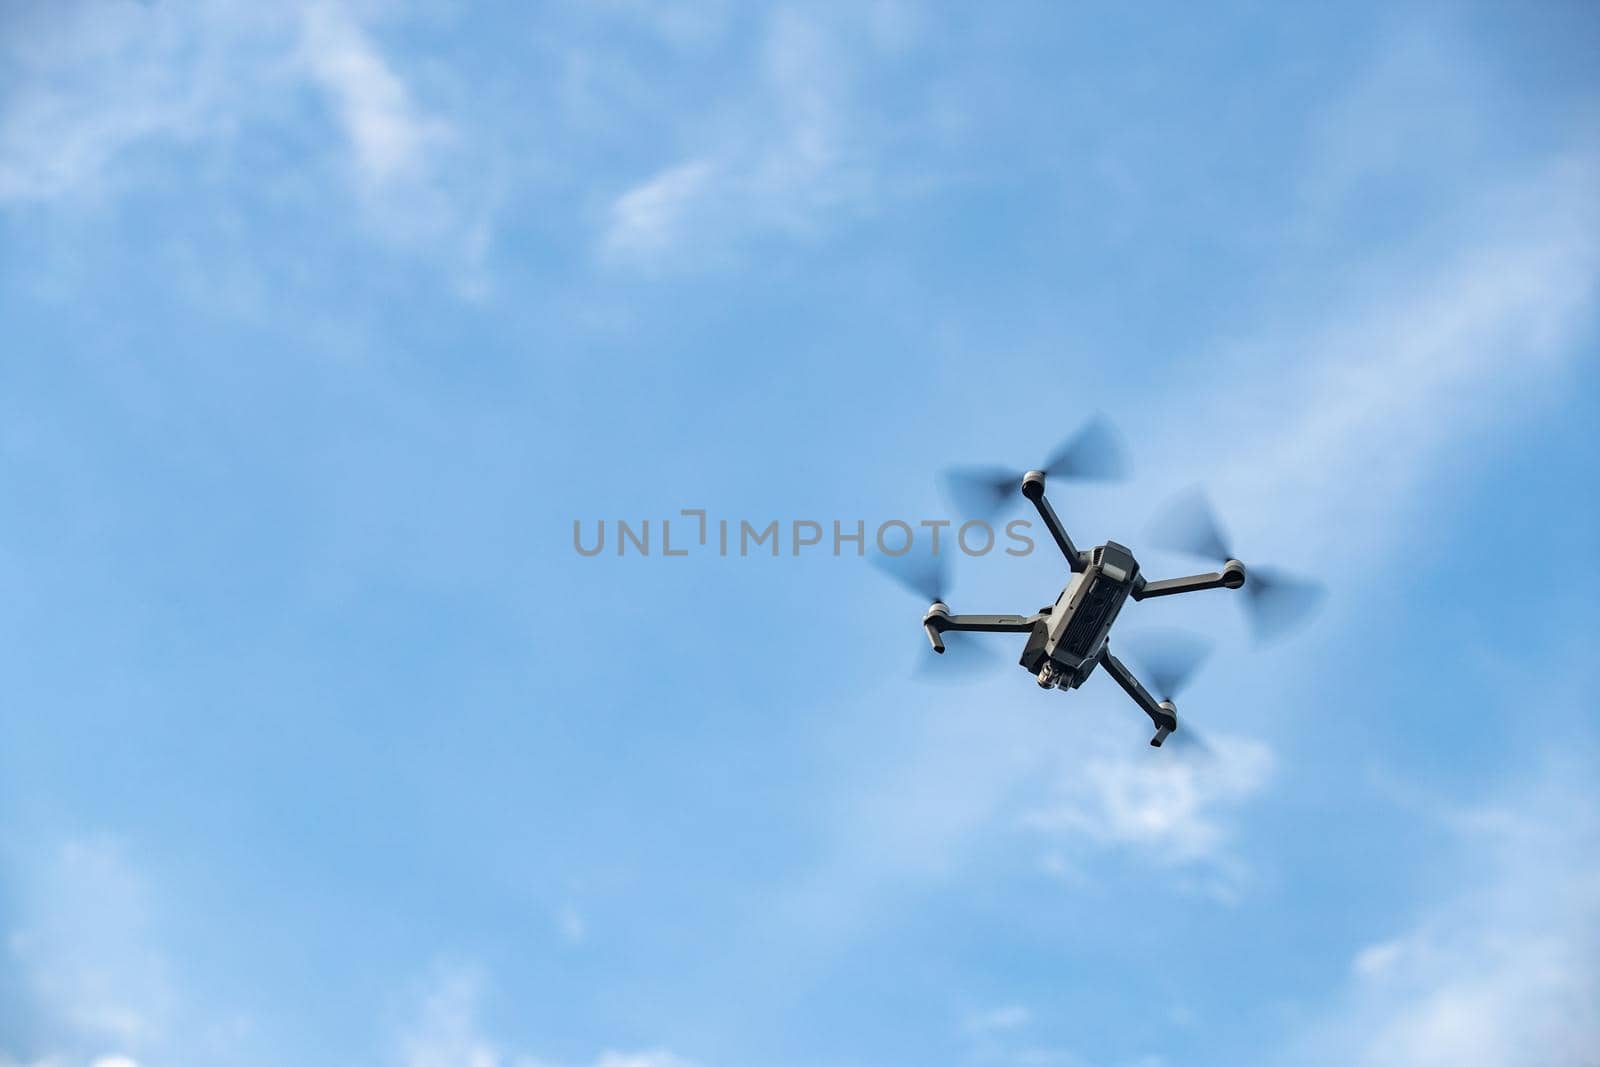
924, 612, 1039, 653
1099, 648, 1178, 747
1131, 561, 1245, 601
1022, 482, 1085, 571
930, 613, 1037, 633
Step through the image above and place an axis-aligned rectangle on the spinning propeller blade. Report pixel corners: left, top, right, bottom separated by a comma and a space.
1241, 566, 1325, 642
1041, 415, 1132, 483
943, 415, 1130, 519
1147, 488, 1235, 562
1123, 628, 1212, 701
1146, 488, 1325, 642
1123, 628, 1216, 757
873, 545, 1009, 683
1163, 724, 1215, 757
871, 546, 950, 604
940, 465, 1016, 523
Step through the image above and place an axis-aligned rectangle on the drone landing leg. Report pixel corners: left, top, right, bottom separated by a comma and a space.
1099, 648, 1178, 747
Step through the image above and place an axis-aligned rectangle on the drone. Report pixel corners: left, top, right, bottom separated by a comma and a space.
878, 418, 1321, 748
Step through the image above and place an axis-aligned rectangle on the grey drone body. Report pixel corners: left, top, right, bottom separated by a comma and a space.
921, 469, 1246, 747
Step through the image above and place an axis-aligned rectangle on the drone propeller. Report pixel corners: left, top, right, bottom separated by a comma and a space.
872, 544, 950, 604
1127, 629, 1211, 702
943, 415, 1131, 519
873, 546, 1008, 683
1147, 488, 1325, 642
1121, 629, 1215, 755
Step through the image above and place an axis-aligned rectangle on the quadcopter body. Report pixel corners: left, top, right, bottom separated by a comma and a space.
883, 420, 1321, 748
915, 467, 1250, 748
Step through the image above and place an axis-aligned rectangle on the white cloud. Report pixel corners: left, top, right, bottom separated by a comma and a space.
555, 904, 588, 944
0, 838, 213, 1067
599, 6, 903, 269
1350, 940, 1404, 979
963, 1004, 1031, 1035
1022, 733, 1273, 868
399, 968, 500, 1067
0, 2, 255, 203
1296, 27, 1488, 227
297, 2, 446, 188
1283, 757, 1600, 1067
0, 2, 445, 201
586, 0, 734, 53
398, 967, 701, 1067
1259, 157, 1594, 531
1, 837, 261, 1067
0, 2, 495, 288
1016, 731, 1275, 903
1146, 156, 1600, 579
6, 839, 174, 1051
294, 3, 500, 290
587, 1054, 698, 1067
602, 160, 717, 262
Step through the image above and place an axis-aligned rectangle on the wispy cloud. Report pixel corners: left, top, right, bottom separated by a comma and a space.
598, 5, 912, 269
3, 837, 265, 1067
0, 2, 496, 289
555, 903, 588, 945
1244, 152, 1596, 550
1295, 27, 1490, 228
0, 1057, 142, 1067
1281, 752, 1600, 1067
0, 2, 251, 203
297, 2, 445, 188
585, 0, 735, 52
582, 1055, 699, 1067
398, 967, 499, 1067
7, 888, 689, 1067
1022, 733, 1274, 882
602, 160, 717, 262
293, 2, 500, 285
398, 966, 701, 1067
3, 838, 173, 1066
963, 1004, 1031, 1036
1146, 157, 1600, 573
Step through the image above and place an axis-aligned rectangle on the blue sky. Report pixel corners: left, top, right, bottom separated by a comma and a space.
2, 3, 1598, 1066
